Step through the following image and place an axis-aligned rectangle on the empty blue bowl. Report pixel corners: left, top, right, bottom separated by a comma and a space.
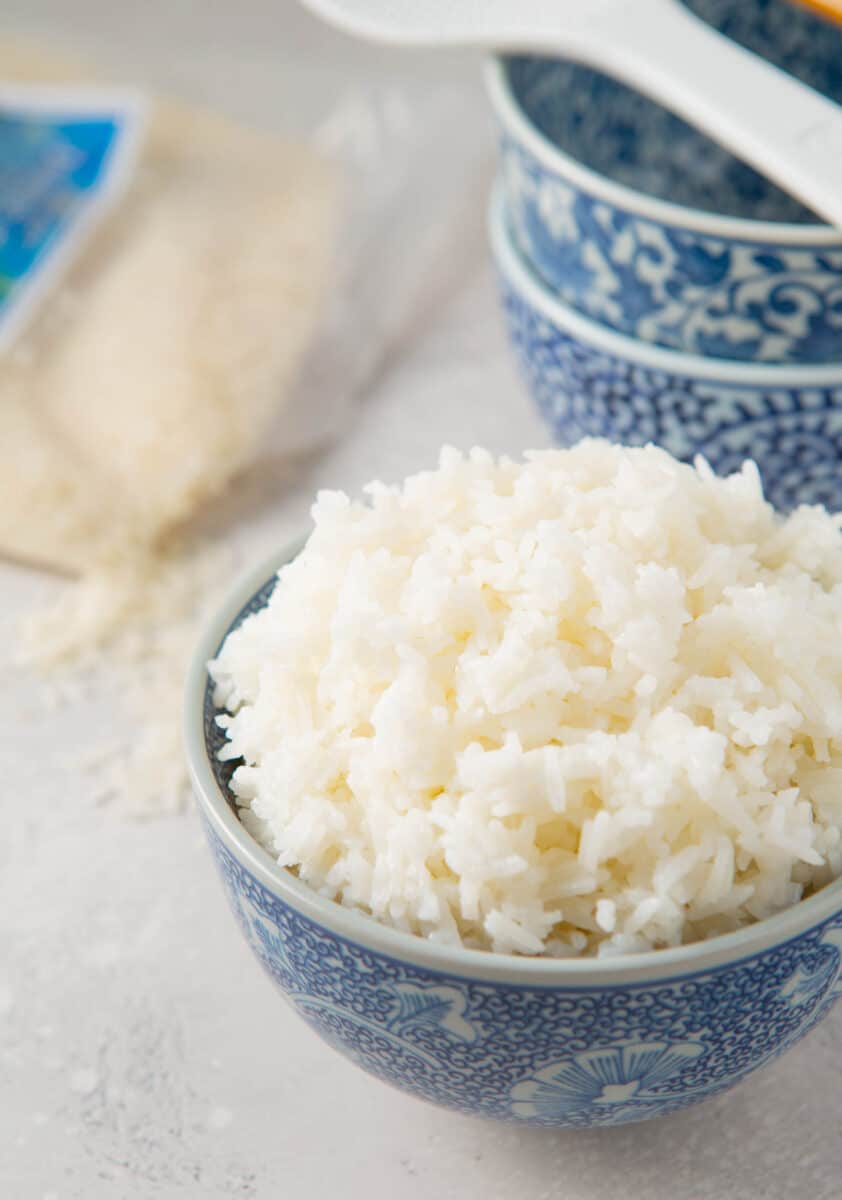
491, 187, 842, 512
186, 544, 842, 1129
488, 0, 842, 363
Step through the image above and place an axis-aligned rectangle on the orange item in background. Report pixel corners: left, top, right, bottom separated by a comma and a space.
790, 0, 842, 26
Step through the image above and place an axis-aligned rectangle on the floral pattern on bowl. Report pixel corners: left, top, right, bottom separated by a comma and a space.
500, 136, 842, 364
203, 816, 842, 1128
491, 188, 842, 513
510, 1040, 707, 1123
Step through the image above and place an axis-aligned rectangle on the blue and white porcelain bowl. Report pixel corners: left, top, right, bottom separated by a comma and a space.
491, 188, 842, 513
186, 549, 842, 1129
488, 0, 842, 363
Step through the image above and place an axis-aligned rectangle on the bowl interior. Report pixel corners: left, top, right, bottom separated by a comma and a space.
505, 0, 842, 223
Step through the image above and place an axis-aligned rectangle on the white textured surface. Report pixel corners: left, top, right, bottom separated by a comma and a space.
2, 3, 842, 1198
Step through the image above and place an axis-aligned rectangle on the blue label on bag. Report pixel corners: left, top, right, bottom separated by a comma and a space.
0, 85, 145, 351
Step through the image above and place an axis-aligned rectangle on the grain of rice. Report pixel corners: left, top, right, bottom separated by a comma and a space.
210, 440, 842, 955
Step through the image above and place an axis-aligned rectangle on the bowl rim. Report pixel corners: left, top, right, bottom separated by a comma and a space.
490, 184, 842, 383
185, 544, 842, 987
485, 56, 841, 247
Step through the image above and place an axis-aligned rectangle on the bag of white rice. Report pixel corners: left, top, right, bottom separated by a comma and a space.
210, 440, 842, 957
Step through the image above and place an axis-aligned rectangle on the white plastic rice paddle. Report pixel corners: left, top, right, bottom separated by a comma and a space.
299, 0, 842, 229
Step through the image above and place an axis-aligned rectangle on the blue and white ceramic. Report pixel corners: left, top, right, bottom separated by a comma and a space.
186, 551, 842, 1129
491, 188, 842, 514
488, 0, 842, 363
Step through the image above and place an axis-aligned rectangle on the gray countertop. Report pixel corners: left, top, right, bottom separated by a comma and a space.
2, 3, 841, 1197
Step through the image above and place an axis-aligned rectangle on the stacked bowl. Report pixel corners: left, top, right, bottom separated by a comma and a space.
488, 0, 842, 511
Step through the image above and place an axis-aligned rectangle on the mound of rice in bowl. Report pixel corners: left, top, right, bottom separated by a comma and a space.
209, 441, 842, 957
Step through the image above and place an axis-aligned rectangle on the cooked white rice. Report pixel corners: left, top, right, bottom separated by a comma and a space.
210, 441, 842, 956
